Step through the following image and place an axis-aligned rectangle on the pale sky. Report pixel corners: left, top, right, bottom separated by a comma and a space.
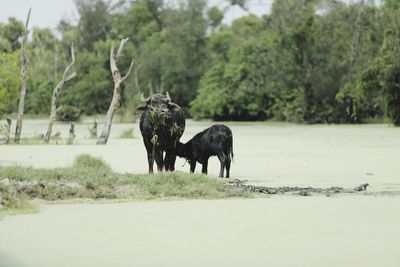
0, 0, 271, 32
0, 0, 78, 31
0, 0, 379, 33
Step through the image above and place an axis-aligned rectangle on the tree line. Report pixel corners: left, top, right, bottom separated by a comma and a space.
0, 0, 399, 125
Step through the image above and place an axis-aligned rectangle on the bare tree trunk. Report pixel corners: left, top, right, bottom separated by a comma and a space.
346, 0, 365, 123
97, 38, 134, 145
44, 45, 76, 143
349, 0, 365, 81
14, 8, 31, 144
54, 45, 59, 81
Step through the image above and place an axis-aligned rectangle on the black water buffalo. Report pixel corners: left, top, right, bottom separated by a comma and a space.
176, 124, 233, 178
136, 92, 185, 173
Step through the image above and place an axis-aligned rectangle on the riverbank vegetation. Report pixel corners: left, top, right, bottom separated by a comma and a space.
0, 154, 249, 216
0, 0, 399, 124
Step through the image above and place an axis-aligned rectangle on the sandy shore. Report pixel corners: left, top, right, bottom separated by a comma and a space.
1, 196, 400, 267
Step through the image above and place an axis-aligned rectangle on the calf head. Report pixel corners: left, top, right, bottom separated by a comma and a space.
176, 142, 186, 158
176, 142, 192, 159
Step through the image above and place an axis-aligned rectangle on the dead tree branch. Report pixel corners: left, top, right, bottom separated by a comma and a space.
97, 38, 134, 145
44, 45, 76, 143
14, 8, 31, 144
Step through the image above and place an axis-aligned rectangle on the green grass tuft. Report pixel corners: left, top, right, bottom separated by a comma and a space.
131, 172, 242, 199
0, 155, 249, 216
73, 154, 112, 172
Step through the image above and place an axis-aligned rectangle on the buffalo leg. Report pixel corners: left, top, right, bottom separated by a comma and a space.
154, 150, 164, 173
164, 153, 170, 171
225, 156, 231, 178
201, 159, 208, 175
169, 154, 176, 171
145, 144, 154, 174
164, 152, 177, 172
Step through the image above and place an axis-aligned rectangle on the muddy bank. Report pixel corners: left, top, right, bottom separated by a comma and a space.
227, 179, 370, 196
0, 173, 372, 213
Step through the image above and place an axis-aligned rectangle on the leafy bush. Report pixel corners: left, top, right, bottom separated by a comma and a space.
73, 154, 112, 173
25, 81, 54, 114
56, 105, 81, 121
0, 52, 19, 116
383, 63, 400, 126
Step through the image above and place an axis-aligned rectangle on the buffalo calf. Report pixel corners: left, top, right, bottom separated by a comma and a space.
177, 124, 233, 178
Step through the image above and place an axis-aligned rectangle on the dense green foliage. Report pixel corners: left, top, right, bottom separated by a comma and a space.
0, 52, 19, 114
192, 0, 400, 123
0, 0, 400, 124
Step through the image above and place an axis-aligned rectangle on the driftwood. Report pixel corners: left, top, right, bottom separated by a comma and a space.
44, 45, 76, 143
88, 121, 98, 138
14, 8, 31, 144
227, 179, 369, 196
97, 38, 134, 145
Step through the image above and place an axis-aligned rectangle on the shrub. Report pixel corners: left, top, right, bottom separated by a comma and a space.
56, 105, 81, 121
73, 154, 112, 172
383, 63, 400, 126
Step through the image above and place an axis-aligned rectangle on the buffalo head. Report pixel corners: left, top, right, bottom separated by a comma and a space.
136, 92, 181, 124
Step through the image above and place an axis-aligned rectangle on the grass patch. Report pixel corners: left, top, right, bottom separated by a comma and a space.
0, 183, 36, 215
73, 154, 112, 172
0, 155, 249, 216
2, 133, 65, 145
9, 134, 45, 145
119, 128, 135, 139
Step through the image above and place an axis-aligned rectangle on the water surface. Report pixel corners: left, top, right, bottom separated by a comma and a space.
1, 120, 399, 191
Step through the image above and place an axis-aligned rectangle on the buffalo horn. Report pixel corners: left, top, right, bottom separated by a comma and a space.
140, 93, 151, 102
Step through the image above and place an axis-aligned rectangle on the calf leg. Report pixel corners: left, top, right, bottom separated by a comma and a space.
190, 160, 196, 173
217, 153, 227, 178
225, 156, 231, 178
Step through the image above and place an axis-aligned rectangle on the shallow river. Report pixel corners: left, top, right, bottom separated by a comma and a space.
1, 197, 400, 267
1, 120, 400, 266
1, 119, 400, 191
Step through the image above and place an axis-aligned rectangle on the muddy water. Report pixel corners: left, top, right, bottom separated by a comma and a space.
1, 120, 400, 191
1, 120, 400, 267
1, 197, 400, 267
